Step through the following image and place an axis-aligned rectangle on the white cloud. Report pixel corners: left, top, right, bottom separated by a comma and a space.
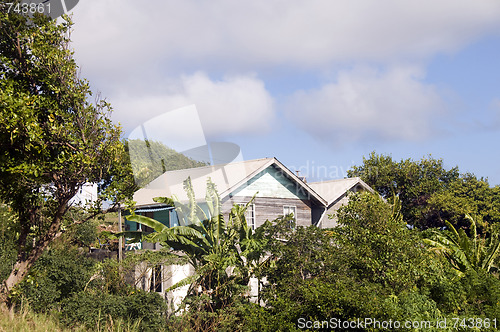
67, 0, 500, 142
71, 0, 500, 76
110, 73, 275, 137
181, 72, 275, 137
285, 65, 446, 144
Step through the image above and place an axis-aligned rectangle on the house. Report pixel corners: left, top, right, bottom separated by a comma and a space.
70, 183, 98, 206
308, 177, 374, 228
128, 157, 373, 232
122, 157, 374, 307
127, 158, 327, 239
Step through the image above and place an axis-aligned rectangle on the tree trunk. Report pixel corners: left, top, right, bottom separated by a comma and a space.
0, 203, 66, 305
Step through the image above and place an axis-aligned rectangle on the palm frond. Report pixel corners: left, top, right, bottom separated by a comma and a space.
165, 273, 200, 292
425, 215, 500, 275
126, 214, 167, 233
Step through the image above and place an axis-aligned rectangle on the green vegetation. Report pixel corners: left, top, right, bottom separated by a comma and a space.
1, 162, 500, 331
251, 193, 437, 331
424, 215, 500, 275
0, 303, 147, 332
121, 176, 500, 331
127, 139, 208, 188
348, 151, 500, 230
0, 7, 136, 299
126, 177, 271, 317
2, 229, 176, 331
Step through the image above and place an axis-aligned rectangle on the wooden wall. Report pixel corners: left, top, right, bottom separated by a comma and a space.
222, 196, 313, 228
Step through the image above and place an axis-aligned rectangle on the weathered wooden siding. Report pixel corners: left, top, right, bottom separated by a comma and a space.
222, 196, 313, 228
319, 184, 367, 228
320, 194, 349, 228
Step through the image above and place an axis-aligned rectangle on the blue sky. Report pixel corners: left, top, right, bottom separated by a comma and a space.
70, 1, 500, 185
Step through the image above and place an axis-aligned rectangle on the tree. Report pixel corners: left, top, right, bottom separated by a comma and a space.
333, 193, 426, 293
0, 10, 134, 300
348, 151, 460, 228
426, 173, 500, 231
257, 193, 437, 328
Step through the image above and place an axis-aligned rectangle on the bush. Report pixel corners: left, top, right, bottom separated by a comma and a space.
73, 220, 99, 248
17, 247, 95, 312
166, 298, 297, 332
60, 290, 166, 331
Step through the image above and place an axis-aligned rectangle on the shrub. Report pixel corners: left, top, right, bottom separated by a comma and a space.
60, 290, 166, 331
17, 247, 95, 312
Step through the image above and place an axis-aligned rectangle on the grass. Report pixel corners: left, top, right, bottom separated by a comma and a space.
0, 303, 143, 332
0, 304, 78, 332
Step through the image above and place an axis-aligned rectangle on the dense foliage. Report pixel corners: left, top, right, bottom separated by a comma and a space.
348, 151, 500, 230
122, 180, 500, 331
249, 194, 438, 331
60, 290, 166, 331
0, 203, 17, 282
1, 178, 499, 331
5, 233, 174, 331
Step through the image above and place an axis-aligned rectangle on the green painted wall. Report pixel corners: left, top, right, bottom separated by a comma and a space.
231, 166, 308, 200
155, 209, 170, 227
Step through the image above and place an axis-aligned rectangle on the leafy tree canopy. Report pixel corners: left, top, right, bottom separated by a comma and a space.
348, 151, 500, 229
0, 9, 135, 300
427, 173, 500, 230
259, 192, 436, 328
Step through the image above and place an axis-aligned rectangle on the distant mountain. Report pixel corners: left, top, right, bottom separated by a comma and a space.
126, 139, 208, 188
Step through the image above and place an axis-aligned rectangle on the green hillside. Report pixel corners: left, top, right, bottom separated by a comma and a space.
126, 139, 208, 188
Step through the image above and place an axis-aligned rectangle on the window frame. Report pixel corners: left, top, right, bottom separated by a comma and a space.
150, 265, 163, 293
283, 205, 297, 229
238, 202, 256, 230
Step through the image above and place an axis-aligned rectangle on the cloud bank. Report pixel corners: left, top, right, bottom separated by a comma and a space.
73, 0, 500, 73
69, 0, 500, 143
111, 73, 275, 137
285, 66, 446, 144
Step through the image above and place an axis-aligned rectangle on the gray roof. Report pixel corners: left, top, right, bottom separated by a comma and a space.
133, 157, 327, 207
307, 177, 374, 206
133, 158, 375, 209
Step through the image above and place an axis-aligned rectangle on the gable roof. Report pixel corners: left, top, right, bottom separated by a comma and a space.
307, 177, 374, 207
133, 157, 327, 207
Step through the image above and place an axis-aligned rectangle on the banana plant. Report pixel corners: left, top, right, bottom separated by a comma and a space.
424, 214, 500, 275
116, 176, 267, 309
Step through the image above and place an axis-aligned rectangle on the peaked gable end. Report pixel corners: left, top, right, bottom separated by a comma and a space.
229, 165, 309, 200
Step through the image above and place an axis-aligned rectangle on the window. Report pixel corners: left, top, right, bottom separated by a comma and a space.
142, 212, 154, 233
169, 209, 179, 227
248, 203, 256, 230
283, 205, 296, 228
238, 203, 256, 230
283, 205, 296, 218
150, 265, 162, 293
